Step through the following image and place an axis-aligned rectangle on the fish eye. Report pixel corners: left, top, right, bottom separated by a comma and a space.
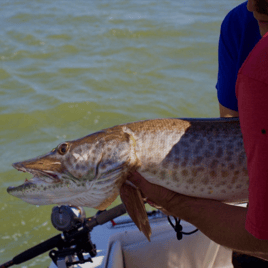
57, 143, 69, 155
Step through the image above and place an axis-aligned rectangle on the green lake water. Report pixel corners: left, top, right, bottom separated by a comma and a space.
0, 0, 243, 266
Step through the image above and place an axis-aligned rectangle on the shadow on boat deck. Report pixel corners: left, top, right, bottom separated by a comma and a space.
232, 252, 268, 268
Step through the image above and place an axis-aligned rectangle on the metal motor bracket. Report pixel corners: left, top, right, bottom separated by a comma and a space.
49, 205, 96, 267
0, 203, 127, 268
51, 205, 86, 232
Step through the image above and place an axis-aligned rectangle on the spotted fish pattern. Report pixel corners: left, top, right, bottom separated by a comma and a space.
8, 117, 248, 211
131, 118, 248, 203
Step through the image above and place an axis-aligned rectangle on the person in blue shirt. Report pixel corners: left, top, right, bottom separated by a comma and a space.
217, 1, 261, 116
128, 0, 268, 262
218, 0, 267, 117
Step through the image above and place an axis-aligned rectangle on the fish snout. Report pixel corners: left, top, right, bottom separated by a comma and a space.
12, 162, 27, 172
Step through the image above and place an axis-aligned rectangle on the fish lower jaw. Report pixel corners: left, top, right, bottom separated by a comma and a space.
7, 179, 59, 201
9, 176, 57, 191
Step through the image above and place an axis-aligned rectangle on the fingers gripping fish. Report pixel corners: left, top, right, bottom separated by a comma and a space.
7, 118, 249, 241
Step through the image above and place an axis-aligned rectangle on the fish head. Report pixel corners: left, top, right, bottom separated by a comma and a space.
8, 138, 101, 207
7, 129, 139, 210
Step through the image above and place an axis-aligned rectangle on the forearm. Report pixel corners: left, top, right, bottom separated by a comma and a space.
175, 197, 268, 259
128, 173, 268, 260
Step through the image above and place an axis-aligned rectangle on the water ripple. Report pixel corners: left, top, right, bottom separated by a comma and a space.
1, 0, 241, 266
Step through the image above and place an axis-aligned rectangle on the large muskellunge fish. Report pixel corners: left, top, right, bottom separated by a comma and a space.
7, 117, 249, 240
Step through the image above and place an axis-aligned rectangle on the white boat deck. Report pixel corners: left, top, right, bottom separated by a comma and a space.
50, 211, 233, 268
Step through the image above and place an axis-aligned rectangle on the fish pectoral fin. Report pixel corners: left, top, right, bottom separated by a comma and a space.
120, 183, 151, 241
94, 191, 119, 211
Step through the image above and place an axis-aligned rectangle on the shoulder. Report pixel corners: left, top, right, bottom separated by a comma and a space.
220, 2, 256, 40
222, 1, 251, 28
219, 1, 258, 58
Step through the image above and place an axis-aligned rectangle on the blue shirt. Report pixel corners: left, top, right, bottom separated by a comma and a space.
216, 1, 261, 111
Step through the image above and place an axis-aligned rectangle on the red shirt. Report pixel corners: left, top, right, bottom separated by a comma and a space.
236, 32, 268, 240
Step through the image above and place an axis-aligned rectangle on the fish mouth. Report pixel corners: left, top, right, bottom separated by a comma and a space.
8, 161, 104, 207
8, 163, 62, 194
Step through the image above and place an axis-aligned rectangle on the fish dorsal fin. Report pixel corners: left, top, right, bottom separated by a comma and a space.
120, 183, 151, 241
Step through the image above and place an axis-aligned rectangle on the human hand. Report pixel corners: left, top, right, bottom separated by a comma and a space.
127, 172, 191, 218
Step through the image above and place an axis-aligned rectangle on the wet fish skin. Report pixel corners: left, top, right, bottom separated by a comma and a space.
134, 117, 248, 204
8, 117, 249, 210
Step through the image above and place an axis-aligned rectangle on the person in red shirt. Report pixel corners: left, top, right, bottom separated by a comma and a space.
128, 0, 268, 260
236, 31, 268, 240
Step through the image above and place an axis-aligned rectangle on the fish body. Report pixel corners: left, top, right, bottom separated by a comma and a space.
134, 118, 248, 203
8, 117, 249, 238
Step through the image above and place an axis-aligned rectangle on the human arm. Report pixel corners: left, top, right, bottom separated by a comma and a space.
219, 103, 239, 117
127, 172, 268, 260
